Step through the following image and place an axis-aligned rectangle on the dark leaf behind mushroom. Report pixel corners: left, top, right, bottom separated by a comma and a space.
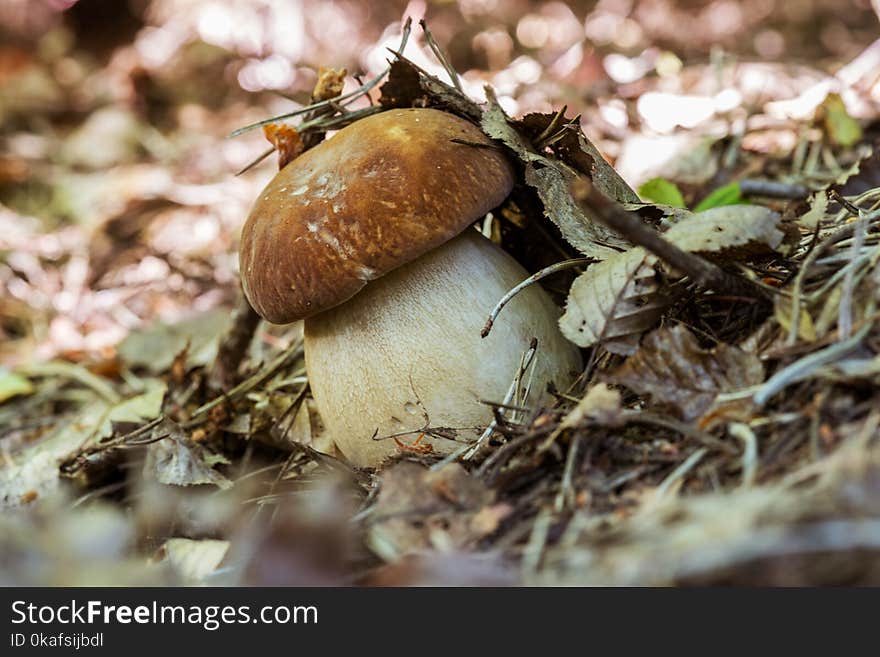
481, 94, 627, 259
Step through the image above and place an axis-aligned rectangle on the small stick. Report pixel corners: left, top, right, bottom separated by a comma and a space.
654, 448, 707, 501
449, 138, 503, 150
481, 258, 593, 338
728, 422, 758, 488
570, 176, 770, 300
837, 202, 868, 340
229, 18, 412, 137
830, 189, 862, 216
419, 19, 462, 92
463, 339, 538, 460
739, 179, 810, 200
754, 313, 874, 406
236, 147, 275, 176
229, 74, 387, 137
533, 105, 567, 146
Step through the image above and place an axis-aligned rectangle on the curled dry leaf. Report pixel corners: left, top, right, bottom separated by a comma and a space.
262, 123, 305, 169
559, 247, 671, 355
512, 110, 641, 207
143, 419, 232, 489
798, 191, 830, 230
379, 58, 481, 120
158, 538, 230, 583
480, 94, 626, 259
663, 205, 785, 260
556, 383, 623, 434
559, 204, 785, 353
608, 325, 764, 422
312, 66, 347, 102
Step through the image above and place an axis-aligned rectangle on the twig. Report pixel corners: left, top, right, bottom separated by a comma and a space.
622, 410, 738, 455
788, 205, 880, 345
188, 340, 304, 426
463, 339, 538, 460
554, 435, 581, 512
654, 448, 707, 501
739, 179, 810, 200
229, 70, 388, 137
21, 361, 120, 404
521, 507, 553, 574
236, 147, 275, 176
481, 258, 593, 338
569, 176, 770, 300
229, 18, 412, 137
754, 313, 874, 407
419, 19, 462, 92
837, 202, 869, 340
728, 422, 758, 488
533, 105, 567, 146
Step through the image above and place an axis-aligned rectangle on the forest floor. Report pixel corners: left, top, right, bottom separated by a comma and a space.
2, 0, 880, 585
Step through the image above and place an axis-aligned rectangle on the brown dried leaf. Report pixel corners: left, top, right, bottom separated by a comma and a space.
379, 58, 481, 120
262, 123, 305, 169
311, 66, 346, 102
143, 420, 232, 489
663, 205, 784, 260
481, 96, 626, 259
524, 164, 627, 258
556, 383, 623, 434
608, 325, 764, 421
514, 111, 640, 206
559, 248, 671, 355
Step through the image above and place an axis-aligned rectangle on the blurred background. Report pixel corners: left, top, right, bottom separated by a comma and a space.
1, 0, 878, 365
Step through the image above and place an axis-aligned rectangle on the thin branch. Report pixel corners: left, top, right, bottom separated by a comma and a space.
570, 176, 771, 300
236, 147, 275, 177
419, 19, 462, 92
481, 258, 593, 338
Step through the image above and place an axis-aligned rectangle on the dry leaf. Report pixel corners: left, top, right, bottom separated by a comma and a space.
798, 191, 830, 230
262, 122, 305, 169
312, 66, 346, 101
818, 92, 862, 147
117, 309, 230, 374
159, 538, 229, 583
480, 95, 625, 259
775, 298, 818, 342
608, 325, 764, 421
557, 383, 623, 433
143, 420, 232, 489
559, 247, 671, 354
664, 205, 784, 260
513, 110, 641, 206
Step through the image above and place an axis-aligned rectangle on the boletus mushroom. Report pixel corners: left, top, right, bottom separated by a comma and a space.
240, 108, 581, 467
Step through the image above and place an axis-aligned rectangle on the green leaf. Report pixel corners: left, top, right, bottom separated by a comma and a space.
694, 181, 745, 212
0, 370, 34, 403
638, 177, 686, 208
821, 93, 862, 147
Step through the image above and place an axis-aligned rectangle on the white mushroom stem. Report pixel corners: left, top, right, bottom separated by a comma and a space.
304, 230, 582, 468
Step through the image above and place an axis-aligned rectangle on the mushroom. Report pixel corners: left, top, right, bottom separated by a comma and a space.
240, 108, 581, 467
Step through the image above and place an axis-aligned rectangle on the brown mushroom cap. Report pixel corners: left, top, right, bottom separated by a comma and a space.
239, 108, 515, 324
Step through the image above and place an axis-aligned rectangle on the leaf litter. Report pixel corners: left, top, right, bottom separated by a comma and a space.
2, 6, 880, 585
